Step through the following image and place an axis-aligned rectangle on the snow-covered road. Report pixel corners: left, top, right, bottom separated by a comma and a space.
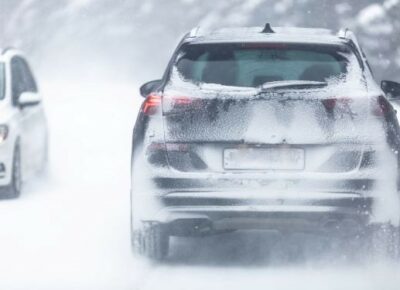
0, 82, 399, 290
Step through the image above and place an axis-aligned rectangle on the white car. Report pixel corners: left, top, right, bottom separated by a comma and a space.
131, 25, 400, 260
0, 48, 48, 198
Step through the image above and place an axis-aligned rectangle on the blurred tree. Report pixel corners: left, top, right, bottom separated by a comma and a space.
2, 0, 399, 83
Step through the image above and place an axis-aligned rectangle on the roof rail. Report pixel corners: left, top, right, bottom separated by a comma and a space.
337, 28, 360, 47
337, 28, 349, 39
1, 46, 16, 55
188, 26, 201, 38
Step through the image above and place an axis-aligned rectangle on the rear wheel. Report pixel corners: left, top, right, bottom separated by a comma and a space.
368, 223, 400, 260
132, 222, 169, 261
1, 144, 22, 199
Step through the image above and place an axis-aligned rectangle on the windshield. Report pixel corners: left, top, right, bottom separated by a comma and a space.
0, 63, 5, 99
174, 43, 355, 88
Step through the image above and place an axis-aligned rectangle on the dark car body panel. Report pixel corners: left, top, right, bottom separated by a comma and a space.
131, 26, 400, 239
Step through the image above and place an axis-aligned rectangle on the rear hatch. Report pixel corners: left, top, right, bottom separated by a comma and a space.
160, 42, 380, 173
161, 86, 375, 173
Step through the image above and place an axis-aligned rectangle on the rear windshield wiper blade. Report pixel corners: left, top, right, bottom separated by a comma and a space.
260, 80, 327, 91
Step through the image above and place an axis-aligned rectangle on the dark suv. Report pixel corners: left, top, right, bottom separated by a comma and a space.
131, 24, 400, 260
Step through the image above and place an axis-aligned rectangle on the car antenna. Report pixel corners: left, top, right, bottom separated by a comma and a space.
261, 23, 275, 33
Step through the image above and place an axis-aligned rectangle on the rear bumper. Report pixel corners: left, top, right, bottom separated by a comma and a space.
149, 191, 373, 236
131, 167, 396, 234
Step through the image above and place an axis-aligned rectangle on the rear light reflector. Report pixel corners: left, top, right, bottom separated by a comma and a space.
147, 142, 190, 152
142, 93, 162, 115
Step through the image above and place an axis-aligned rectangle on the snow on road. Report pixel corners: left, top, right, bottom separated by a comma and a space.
0, 81, 398, 289
0, 81, 142, 289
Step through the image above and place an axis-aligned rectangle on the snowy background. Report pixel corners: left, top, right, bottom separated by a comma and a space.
0, 0, 400, 289
1, 0, 400, 84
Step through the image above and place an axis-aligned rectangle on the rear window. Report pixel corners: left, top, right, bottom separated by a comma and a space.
0, 63, 4, 99
174, 43, 352, 88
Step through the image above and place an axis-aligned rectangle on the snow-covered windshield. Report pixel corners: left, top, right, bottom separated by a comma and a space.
0, 63, 5, 100
174, 43, 357, 88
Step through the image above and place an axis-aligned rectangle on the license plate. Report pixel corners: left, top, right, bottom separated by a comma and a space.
223, 147, 305, 170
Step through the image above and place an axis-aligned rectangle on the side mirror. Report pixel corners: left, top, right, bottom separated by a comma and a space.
18, 92, 41, 108
381, 80, 400, 99
140, 80, 162, 97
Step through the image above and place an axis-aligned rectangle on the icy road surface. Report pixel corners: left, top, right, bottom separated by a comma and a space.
0, 82, 399, 290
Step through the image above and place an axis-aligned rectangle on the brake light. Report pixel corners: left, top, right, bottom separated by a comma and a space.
164, 95, 202, 111
142, 93, 161, 115
171, 96, 193, 106
322, 97, 352, 111
168, 96, 199, 106
372, 95, 391, 117
322, 98, 337, 110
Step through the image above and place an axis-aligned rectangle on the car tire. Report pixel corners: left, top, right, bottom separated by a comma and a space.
1, 144, 22, 199
133, 222, 169, 261
368, 223, 400, 260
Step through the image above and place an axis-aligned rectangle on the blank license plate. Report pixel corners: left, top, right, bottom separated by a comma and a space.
224, 148, 305, 170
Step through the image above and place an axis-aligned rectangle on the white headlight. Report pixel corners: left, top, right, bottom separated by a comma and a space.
0, 125, 8, 144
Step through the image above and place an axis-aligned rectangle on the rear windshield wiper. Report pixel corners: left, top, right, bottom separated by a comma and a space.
260, 80, 327, 91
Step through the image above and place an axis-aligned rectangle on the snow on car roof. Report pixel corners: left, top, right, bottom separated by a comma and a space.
1, 47, 16, 55
186, 26, 348, 46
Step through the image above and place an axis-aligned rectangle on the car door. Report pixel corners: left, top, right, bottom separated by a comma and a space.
11, 56, 47, 177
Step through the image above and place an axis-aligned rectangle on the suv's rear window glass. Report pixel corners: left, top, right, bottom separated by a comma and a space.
175, 43, 350, 87
0, 63, 5, 99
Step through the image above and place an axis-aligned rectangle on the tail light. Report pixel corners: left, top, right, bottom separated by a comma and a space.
371, 95, 391, 117
170, 96, 194, 106
0, 125, 8, 144
322, 95, 392, 118
142, 93, 162, 115
322, 98, 337, 111
143, 94, 201, 115
147, 142, 190, 152
322, 97, 352, 111
164, 95, 202, 113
